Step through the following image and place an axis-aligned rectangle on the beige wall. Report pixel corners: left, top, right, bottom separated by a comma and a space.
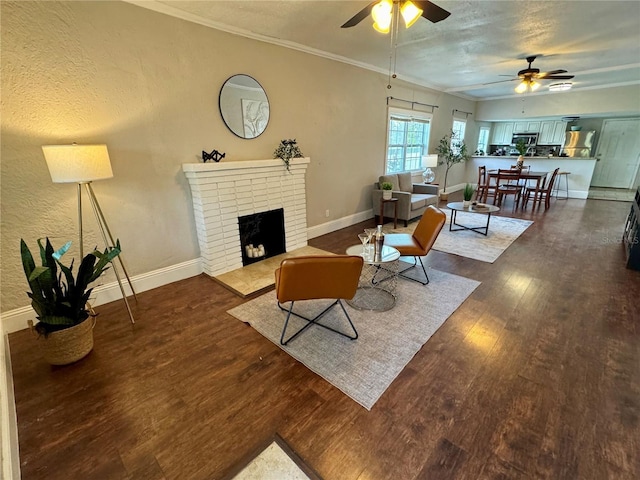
476, 84, 640, 121
0, 0, 478, 312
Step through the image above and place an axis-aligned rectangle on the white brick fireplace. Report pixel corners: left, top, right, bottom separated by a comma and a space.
182, 158, 310, 277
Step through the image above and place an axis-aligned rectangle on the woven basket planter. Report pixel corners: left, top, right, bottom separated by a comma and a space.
29, 317, 96, 366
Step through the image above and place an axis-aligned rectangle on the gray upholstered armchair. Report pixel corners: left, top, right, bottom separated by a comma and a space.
372, 172, 439, 227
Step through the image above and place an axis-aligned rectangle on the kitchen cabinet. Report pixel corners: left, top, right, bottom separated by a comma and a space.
491, 122, 514, 144
513, 122, 527, 133
538, 120, 567, 144
527, 121, 541, 132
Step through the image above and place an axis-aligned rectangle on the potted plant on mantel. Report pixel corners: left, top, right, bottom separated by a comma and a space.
273, 138, 304, 172
21, 237, 121, 365
435, 131, 471, 201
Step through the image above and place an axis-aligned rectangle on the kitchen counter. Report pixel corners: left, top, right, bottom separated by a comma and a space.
470, 156, 597, 199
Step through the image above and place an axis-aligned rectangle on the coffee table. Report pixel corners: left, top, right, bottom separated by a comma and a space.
345, 244, 400, 311
447, 202, 500, 236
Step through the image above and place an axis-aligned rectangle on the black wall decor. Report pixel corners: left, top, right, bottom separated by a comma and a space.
202, 149, 225, 163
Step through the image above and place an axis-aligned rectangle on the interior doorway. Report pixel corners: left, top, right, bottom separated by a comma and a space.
591, 118, 640, 189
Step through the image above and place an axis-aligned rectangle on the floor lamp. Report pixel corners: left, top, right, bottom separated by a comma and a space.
42, 144, 137, 324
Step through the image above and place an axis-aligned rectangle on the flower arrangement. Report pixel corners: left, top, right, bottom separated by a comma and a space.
273, 139, 304, 172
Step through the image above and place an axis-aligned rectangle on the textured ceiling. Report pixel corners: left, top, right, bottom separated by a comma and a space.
129, 0, 640, 100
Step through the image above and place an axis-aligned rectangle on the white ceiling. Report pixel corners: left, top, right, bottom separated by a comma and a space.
129, 0, 640, 101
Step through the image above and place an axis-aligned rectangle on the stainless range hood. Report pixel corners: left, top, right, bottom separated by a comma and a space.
561, 130, 596, 157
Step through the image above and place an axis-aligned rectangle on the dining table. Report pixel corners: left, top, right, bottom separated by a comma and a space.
485, 169, 549, 208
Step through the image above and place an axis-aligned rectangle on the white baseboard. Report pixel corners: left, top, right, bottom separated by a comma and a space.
307, 210, 374, 239
1, 330, 20, 479
1, 258, 203, 334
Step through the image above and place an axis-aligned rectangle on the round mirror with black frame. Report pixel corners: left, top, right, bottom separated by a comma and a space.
218, 74, 270, 139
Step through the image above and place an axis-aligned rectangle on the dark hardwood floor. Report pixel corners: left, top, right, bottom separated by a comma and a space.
9, 193, 640, 479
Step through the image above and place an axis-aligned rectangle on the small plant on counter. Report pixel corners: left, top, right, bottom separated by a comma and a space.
273, 139, 304, 172
463, 183, 475, 201
515, 139, 528, 156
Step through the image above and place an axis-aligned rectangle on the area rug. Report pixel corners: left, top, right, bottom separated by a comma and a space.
386, 210, 533, 263
228, 434, 321, 480
227, 269, 480, 410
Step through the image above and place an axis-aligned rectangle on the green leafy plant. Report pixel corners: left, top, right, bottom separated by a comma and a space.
273, 138, 304, 172
21, 238, 121, 336
381, 182, 393, 191
435, 131, 471, 193
463, 183, 475, 201
515, 138, 527, 156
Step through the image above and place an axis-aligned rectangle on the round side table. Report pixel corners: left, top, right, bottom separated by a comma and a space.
345, 244, 400, 311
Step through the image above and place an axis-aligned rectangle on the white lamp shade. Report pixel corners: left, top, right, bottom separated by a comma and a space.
42, 144, 113, 183
422, 154, 438, 168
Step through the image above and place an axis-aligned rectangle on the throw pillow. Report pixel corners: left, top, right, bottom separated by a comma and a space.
379, 174, 398, 191
397, 172, 413, 192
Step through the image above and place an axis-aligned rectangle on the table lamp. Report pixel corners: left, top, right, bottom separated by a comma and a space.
42, 143, 136, 324
422, 154, 438, 183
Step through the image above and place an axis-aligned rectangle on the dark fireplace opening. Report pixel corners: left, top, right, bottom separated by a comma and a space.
238, 208, 286, 266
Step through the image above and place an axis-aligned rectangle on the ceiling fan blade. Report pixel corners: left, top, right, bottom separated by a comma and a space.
540, 69, 568, 76
542, 75, 575, 80
415, 1, 451, 23
482, 78, 520, 86
341, 1, 377, 28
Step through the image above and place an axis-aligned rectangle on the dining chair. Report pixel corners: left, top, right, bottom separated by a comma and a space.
523, 168, 560, 211
384, 205, 446, 285
495, 169, 522, 208
511, 164, 532, 190
275, 255, 364, 345
476, 166, 497, 203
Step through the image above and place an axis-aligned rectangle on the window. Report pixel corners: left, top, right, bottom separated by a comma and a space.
385, 108, 432, 174
451, 119, 467, 154
477, 126, 490, 154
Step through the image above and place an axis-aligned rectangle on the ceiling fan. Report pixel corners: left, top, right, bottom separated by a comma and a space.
491, 56, 575, 93
341, 0, 450, 32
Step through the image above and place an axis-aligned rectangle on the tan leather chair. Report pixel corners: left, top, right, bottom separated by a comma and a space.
274, 255, 364, 345
384, 205, 446, 285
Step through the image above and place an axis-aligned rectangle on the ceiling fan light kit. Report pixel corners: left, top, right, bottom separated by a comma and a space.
400, 1, 423, 28
372, 0, 393, 33
342, 0, 450, 30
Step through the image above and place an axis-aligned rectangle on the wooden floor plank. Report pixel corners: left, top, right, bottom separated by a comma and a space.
9, 195, 640, 479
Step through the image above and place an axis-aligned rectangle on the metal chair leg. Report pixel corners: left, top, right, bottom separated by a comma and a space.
278, 299, 358, 345
397, 256, 430, 285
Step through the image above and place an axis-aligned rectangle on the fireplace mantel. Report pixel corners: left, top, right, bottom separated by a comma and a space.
183, 158, 310, 277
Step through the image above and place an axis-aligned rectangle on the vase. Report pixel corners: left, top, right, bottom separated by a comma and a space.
382, 190, 392, 200
30, 317, 96, 365
517, 155, 524, 168
463, 200, 471, 208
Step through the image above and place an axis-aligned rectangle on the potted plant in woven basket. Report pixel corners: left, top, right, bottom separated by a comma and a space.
21, 238, 121, 365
